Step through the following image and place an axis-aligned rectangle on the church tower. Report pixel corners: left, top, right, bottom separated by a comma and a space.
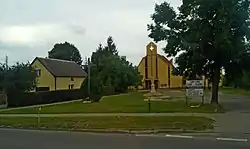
138, 42, 183, 89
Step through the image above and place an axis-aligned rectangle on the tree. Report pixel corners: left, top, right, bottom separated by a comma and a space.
48, 42, 82, 65
223, 70, 250, 89
0, 62, 37, 93
82, 36, 142, 95
148, 0, 250, 104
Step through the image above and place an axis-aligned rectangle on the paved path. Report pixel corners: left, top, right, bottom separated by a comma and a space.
0, 128, 249, 149
195, 93, 250, 134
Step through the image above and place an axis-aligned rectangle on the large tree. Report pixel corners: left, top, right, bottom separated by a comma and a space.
0, 62, 37, 93
148, 0, 250, 104
48, 42, 82, 65
82, 36, 142, 95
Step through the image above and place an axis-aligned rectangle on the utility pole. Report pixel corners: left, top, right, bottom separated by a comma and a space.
87, 58, 91, 96
5, 55, 8, 68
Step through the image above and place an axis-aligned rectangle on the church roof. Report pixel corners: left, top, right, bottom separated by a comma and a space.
138, 54, 175, 68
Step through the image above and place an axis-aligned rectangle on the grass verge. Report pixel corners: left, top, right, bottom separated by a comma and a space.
1, 92, 224, 114
220, 88, 250, 95
0, 116, 214, 132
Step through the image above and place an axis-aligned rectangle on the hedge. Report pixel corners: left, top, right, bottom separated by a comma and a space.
6, 86, 127, 108
7, 89, 88, 108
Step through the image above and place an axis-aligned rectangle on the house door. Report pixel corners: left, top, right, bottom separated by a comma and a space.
154, 80, 159, 89
145, 80, 151, 89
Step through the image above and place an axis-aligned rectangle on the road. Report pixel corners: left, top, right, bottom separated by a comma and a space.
0, 129, 249, 149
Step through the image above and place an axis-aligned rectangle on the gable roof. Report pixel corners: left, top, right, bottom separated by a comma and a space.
138, 54, 175, 68
157, 54, 174, 67
32, 57, 87, 77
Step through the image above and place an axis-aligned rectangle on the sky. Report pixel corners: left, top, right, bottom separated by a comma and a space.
0, 0, 181, 65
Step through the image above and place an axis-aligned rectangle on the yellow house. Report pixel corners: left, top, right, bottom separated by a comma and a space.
138, 42, 183, 89
31, 57, 87, 91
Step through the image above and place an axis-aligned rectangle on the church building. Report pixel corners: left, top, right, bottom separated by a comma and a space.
138, 42, 183, 89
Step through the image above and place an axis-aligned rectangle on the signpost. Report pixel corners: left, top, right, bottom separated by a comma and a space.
186, 80, 204, 105
37, 107, 42, 128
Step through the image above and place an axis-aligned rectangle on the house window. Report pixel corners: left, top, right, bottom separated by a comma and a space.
145, 57, 148, 79
168, 66, 170, 88
156, 57, 158, 78
182, 80, 186, 86
68, 84, 74, 89
36, 69, 41, 77
36, 87, 49, 91
71, 77, 74, 81
145, 68, 148, 79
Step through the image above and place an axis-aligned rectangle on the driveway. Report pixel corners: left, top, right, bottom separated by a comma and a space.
219, 94, 250, 113
209, 93, 250, 135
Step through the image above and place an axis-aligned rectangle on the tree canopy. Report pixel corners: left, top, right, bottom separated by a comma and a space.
148, 0, 250, 103
0, 62, 37, 93
48, 42, 83, 65
223, 70, 250, 89
82, 36, 142, 95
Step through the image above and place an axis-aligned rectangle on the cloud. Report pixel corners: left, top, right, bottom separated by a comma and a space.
0, 26, 33, 44
0, 0, 182, 65
0, 24, 87, 45
66, 25, 86, 35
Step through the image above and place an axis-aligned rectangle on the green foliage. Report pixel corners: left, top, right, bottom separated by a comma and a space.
223, 70, 250, 89
148, 0, 250, 103
7, 89, 87, 107
48, 42, 82, 65
0, 62, 37, 93
82, 36, 142, 94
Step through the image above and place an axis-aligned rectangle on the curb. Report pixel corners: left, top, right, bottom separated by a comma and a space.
0, 125, 213, 134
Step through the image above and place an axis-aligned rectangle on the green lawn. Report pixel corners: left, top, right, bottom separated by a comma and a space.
1, 92, 224, 114
0, 116, 214, 131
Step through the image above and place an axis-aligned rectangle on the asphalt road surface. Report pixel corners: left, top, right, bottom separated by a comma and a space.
0, 129, 249, 149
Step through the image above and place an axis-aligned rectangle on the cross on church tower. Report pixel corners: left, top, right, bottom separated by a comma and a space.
146, 42, 157, 55
150, 45, 154, 51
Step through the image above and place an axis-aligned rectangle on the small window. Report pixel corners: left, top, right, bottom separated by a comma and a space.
71, 77, 74, 81
68, 84, 74, 89
182, 80, 186, 86
36, 87, 49, 91
36, 70, 41, 77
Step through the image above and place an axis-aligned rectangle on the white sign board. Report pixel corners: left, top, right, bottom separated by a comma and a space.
186, 80, 204, 97
186, 89, 204, 97
186, 80, 204, 88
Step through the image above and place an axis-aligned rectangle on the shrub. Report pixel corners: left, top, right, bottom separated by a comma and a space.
7, 89, 88, 107
89, 94, 103, 102
0, 93, 7, 105
102, 86, 115, 96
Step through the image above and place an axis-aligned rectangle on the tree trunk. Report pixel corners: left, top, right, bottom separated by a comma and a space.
211, 67, 220, 104
234, 84, 237, 88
